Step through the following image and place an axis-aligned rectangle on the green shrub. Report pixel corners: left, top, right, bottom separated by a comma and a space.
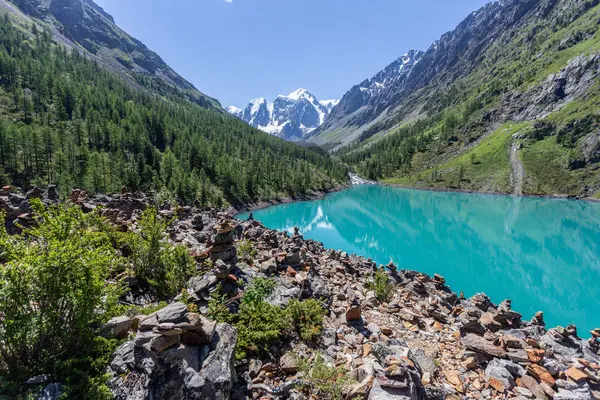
374, 267, 394, 302
207, 284, 231, 323
297, 354, 353, 400
236, 239, 256, 259
131, 207, 195, 297
207, 278, 328, 359
287, 299, 326, 341
234, 277, 289, 359
0, 201, 122, 381
235, 301, 290, 359
241, 277, 275, 306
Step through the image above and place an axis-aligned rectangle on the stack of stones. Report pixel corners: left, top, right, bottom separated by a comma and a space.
134, 302, 216, 352
209, 220, 236, 262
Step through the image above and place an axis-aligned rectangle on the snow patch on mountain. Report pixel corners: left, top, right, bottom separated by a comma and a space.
227, 89, 338, 141
224, 106, 242, 118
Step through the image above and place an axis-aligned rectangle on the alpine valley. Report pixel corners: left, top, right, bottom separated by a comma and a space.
226, 89, 339, 141
1, 1, 600, 400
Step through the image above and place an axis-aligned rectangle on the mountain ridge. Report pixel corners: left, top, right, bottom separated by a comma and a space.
227, 89, 339, 140
314, 0, 600, 198
2, 0, 222, 110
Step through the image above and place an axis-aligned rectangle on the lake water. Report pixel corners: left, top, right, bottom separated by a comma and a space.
238, 185, 600, 335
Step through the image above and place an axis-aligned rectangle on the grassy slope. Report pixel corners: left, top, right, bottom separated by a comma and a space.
385, 123, 528, 193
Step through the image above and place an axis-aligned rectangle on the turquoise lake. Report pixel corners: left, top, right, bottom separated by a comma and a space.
238, 185, 600, 335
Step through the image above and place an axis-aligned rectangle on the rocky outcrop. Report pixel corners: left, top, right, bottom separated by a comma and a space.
106, 303, 237, 400
505, 53, 600, 121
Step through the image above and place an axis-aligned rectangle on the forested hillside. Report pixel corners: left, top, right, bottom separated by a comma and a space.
0, 14, 347, 205
323, 0, 600, 198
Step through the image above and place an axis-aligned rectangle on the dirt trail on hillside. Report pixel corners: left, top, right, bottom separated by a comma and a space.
510, 140, 524, 196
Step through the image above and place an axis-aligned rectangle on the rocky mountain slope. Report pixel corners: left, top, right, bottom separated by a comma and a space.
314, 0, 600, 198
307, 50, 423, 147
227, 89, 339, 140
7, 188, 598, 399
1, 0, 221, 110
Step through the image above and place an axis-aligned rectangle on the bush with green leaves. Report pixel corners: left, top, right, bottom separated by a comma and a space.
236, 239, 256, 260
130, 207, 195, 297
207, 277, 328, 358
374, 267, 394, 302
0, 200, 123, 386
207, 284, 231, 323
233, 277, 289, 359
287, 299, 326, 341
297, 354, 353, 400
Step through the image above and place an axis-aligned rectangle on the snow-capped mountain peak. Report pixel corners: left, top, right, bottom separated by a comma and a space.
224, 105, 242, 118
285, 88, 312, 101
227, 89, 338, 141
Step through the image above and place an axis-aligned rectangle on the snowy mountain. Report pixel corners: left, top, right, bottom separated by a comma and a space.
224, 106, 242, 118
308, 50, 424, 144
227, 89, 339, 141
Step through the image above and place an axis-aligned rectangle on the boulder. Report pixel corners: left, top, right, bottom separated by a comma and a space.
259, 258, 277, 275
36, 383, 62, 400
108, 322, 237, 400
101, 316, 133, 339
279, 352, 299, 374
462, 334, 508, 358
156, 302, 188, 323
368, 375, 420, 400
485, 359, 515, 390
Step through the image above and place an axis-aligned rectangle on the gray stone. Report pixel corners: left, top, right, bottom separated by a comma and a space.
156, 302, 188, 323
508, 349, 530, 363
101, 316, 133, 339
462, 333, 508, 358
514, 387, 534, 398
409, 349, 436, 375
189, 275, 219, 299
266, 278, 301, 307
150, 334, 180, 352
309, 274, 331, 305
485, 359, 515, 390
36, 383, 62, 400
191, 323, 238, 399
280, 352, 299, 374
138, 315, 159, 331
259, 257, 277, 275
248, 359, 262, 378
368, 376, 420, 400
213, 259, 230, 279
134, 329, 160, 348
110, 341, 135, 374
321, 328, 337, 347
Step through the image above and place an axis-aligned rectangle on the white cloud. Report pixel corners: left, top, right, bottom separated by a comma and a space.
225, 0, 233, 2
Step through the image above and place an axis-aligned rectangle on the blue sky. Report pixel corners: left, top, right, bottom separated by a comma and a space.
94, 0, 490, 108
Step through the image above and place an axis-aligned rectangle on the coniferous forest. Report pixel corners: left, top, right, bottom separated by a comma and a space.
0, 15, 347, 205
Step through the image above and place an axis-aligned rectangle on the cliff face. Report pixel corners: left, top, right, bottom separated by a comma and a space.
5, 0, 222, 110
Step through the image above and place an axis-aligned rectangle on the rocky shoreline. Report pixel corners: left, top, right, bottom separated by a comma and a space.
1, 186, 599, 399
231, 184, 350, 213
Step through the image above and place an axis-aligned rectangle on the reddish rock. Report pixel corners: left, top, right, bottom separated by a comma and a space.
565, 367, 588, 383
527, 364, 555, 386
